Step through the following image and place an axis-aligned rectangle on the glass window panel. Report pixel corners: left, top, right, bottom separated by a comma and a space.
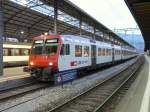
75, 45, 82, 57
84, 46, 89, 57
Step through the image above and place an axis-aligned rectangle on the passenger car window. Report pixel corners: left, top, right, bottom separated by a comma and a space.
75, 45, 82, 57
84, 46, 89, 57
3, 48, 9, 56
103, 48, 105, 56
21, 49, 29, 56
11, 49, 20, 56
108, 49, 111, 55
66, 44, 70, 55
60, 44, 70, 55
98, 48, 101, 56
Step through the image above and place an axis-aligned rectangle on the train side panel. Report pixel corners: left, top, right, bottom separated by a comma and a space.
96, 42, 112, 64
58, 35, 91, 72
3, 56, 29, 62
114, 45, 122, 61
3, 43, 31, 67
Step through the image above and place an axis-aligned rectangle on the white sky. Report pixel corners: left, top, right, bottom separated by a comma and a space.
69, 0, 144, 50
69, 0, 138, 30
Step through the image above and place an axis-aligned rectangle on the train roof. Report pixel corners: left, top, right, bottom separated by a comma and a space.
4, 41, 31, 46
33, 34, 136, 49
33, 34, 105, 44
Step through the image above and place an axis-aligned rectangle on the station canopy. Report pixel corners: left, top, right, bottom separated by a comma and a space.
125, 0, 150, 50
2, 0, 133, 47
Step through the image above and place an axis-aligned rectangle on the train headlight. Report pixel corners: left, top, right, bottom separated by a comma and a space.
30, 61, 34, 66
49, 62, 53, 66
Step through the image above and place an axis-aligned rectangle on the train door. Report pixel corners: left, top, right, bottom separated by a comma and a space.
112, 48, 115, 62
91, 45, 96, 66
121, 46, 123, 60
112, 44, 115, 62
59, 44, 70, 71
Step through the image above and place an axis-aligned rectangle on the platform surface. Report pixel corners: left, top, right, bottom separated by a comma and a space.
115, 56, 150, 112
0, 58, 137, 83
0, 67, 30, 82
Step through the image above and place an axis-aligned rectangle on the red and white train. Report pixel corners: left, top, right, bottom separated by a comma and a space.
28, 34, 137, 81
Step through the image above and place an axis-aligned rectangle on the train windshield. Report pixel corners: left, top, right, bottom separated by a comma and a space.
32, 40, 44, 55
45, 39, 58, 55
31, 39, 58, 55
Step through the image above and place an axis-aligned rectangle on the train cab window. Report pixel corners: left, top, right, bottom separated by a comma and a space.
45, 44, 58, 55
60, 44, 70, 55
45, 39, 58, 55
84, 46, 89, 57
75, 45, 82, 57
31, 39, 58, 55
32, 40, 44, 55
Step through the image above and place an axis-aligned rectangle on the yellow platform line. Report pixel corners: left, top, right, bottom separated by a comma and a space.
0, 74, 30, 83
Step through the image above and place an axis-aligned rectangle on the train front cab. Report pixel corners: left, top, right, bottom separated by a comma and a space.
29, 35, 61, 81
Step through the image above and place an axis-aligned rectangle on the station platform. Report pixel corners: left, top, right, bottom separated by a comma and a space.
115, 56, 150, 112
0, 67, 30, 83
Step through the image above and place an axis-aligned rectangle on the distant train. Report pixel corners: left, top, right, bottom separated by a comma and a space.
27, 34, 138, 81
3, 42, 31, 67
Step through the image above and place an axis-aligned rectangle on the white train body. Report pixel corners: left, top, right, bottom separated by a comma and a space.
57, 35, 137, 72
3, 43, 31, 67
3, 35, 137, 69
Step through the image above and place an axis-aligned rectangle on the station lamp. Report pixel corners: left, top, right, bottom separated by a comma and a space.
21, 31, 24, 34
44, 32, 48, 35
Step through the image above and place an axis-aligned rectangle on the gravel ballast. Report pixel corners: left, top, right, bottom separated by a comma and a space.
0, 58, 137, 112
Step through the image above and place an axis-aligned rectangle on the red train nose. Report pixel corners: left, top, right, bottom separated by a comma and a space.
29, 55, 49, 67
29, 55, 57, 68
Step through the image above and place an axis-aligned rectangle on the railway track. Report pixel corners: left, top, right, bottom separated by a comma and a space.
0, 82, 51, 112
96, 59, 145, 112
48, 56, 144, 112
0, 58, 135, 101
0, 82, 51, 101
0, 57, 142, 112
